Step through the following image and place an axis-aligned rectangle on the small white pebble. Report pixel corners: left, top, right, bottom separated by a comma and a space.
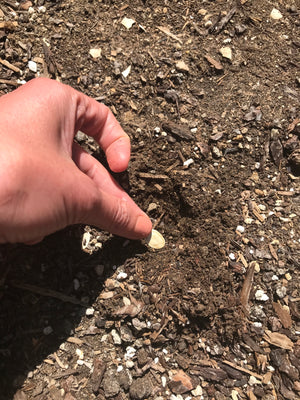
43, 326, 53, 335
190, 127, 198, 133
271, 275, 279, 281
229, 253, 236, 261
154, 127, 160, 133
117, 365, 123, 372
161, 376, 167, 387
270, 8, 283, 20
236, 225, 245, 233
125, 346, 136, 360
38, 6, 47, 12
85, 307, 95, 316
183, 158, 194, 167
117, 271, 128, 281
125, 360, 135, 368
76, 348, 84, 359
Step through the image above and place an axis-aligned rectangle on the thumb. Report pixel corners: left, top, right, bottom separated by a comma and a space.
71, 145, 152, 239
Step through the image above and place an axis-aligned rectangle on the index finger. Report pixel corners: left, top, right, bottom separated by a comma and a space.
73, 90, 131, 173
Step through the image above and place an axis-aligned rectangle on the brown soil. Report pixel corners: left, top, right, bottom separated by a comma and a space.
0, 1, 299, 399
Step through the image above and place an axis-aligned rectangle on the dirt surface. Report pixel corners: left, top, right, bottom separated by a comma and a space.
0, 0, 299, 399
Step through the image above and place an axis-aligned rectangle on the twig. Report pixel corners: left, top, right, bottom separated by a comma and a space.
0, 58, 21, 73
137, 172, 169, 180
222, 360, 264, 380
10, 280, 87, 306
209, 6, 237, 34
52, 369, 78, 380
0, 79, 20, 87
153, 211, 165, 230
157, 26, 183, 44
240, 261, 255, 311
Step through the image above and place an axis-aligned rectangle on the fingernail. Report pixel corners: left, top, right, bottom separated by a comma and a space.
135, 214, 152, 238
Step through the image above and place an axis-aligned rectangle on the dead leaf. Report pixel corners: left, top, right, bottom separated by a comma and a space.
113, 299, 144, 317
263, 330, 294, 350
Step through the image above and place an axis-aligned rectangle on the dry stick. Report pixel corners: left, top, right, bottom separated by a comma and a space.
10, 281, 87, 306
210, 6, 237, 33
240, 262, 255, 311
0, 79, 20, 87
222, 360, 264, 380
0, 58, 21, 73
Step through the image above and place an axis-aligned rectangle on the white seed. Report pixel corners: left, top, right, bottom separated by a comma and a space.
145, 229, 165, 249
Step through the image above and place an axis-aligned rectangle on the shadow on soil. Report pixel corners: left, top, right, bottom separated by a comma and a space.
0, 228, 147, 399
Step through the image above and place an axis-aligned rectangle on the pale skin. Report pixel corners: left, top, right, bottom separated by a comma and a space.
0, 78, 152, 244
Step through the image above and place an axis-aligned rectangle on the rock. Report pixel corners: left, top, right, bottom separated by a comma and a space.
89, 48, 102, 59
275, 285, 287, 299
137, 348, 149, 367
121, 17, 135, 29
270, 8, 283, 20
117, 369, 131, 391
219, 47, 232, 60
175, 61, 189, 72
120, 325, 134, 342
102, 368, 120, 397
132, 318, 147, 331
191, 385, 203, 396
129, 376, 153, 399
111, 329, 122, 345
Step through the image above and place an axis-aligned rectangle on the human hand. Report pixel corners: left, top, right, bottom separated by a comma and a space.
0, 78, 152, 244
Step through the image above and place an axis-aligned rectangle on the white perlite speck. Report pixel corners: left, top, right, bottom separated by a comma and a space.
255, 289, 269, 302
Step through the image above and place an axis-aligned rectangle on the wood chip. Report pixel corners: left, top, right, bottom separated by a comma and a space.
263, 330, 294, 350
67, 337, 83, 345
272, 302, 292, 328
0, 58, 21, 73
0, 21, 18, 31
137, 172, 169, 180
204, 54, 223, 71
240, 261, 255, 311
162, 121, 194, 141
222, 360, 264, 380
268, 243, 278, 261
